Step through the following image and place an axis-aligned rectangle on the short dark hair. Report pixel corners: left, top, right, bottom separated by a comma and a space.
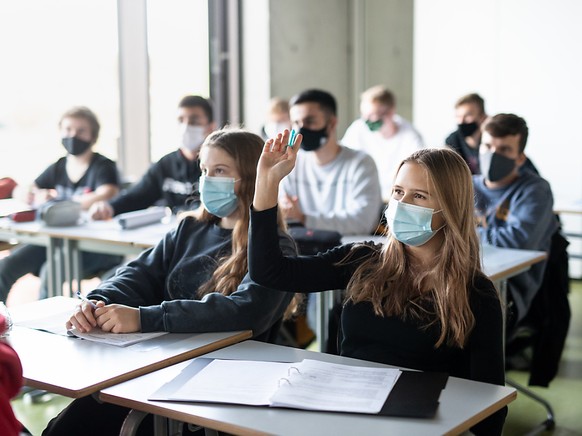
59, 106, 100, 142
178, 95, 214, 123
289, 89, 337, 117
484, 113, 529, 153
455, 93, 485, 115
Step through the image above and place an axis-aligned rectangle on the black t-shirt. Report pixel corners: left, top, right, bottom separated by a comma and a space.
34, 153, 120, 199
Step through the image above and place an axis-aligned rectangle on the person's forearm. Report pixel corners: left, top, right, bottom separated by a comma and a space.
253, 174, 279, 211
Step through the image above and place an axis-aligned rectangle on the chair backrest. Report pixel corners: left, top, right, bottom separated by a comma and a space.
507, 219, 571, 387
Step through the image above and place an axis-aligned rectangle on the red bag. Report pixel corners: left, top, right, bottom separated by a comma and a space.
0, 178, 17, 199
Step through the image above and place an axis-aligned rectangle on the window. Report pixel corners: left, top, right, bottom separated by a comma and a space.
147, 0, 210, 162
0, 0, 120, 187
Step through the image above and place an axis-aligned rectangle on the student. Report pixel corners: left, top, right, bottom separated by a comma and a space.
0, 106, 122, 302
89, 95, 216, 220
280, 89, 381, 236
260, 96, 291, 140
249, 132, 506, 435
473, 113, 557, 330
342, 85, 424, 201
43, 128, 297, 436
445, 93, 488, 175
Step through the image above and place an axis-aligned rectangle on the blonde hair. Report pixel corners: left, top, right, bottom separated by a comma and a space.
181, 127, 299, 316
361, 85, 395, 110
345, 148, 483, 348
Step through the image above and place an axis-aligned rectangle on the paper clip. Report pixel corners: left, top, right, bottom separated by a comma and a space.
278, 377, 292, 387
287, 129, 296, 147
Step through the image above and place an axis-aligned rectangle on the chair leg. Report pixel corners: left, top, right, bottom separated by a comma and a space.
506, 377, 556, 431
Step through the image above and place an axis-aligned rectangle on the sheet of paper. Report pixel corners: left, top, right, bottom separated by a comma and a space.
67, 328, 168, 347
167, 360, 292, 405
10, 296, 77, 336
269, 359, 401, 413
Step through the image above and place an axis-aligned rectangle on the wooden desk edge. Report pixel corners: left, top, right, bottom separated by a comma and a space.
25, 330, 252, 399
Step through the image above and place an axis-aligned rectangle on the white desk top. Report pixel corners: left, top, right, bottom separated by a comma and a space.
0, 215, 175, 249
341, 235, 546, 283
100, 341, 516, 436
8, 298, 251, 398
554, 199, 582, 215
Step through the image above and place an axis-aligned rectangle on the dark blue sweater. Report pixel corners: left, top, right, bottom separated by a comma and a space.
88, 216, 295, 340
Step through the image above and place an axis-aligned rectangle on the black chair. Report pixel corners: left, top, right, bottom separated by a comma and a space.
505, 225, 571, 431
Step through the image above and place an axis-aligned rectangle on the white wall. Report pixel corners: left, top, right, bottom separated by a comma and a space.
414, 0, 582, 274
242, 0, 414, 137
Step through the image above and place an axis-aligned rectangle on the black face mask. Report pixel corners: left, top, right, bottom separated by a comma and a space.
479, 150, 516, 182
298, 126, 328, 152
458, 121, 479, 137
62, 137, 92, 156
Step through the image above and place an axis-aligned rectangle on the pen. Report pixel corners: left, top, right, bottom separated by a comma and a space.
76, 291, 97, 310
287, 129, 296, 147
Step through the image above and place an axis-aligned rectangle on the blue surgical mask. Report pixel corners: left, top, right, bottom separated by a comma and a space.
384, 200, 444, 247
199, 175, 239, 218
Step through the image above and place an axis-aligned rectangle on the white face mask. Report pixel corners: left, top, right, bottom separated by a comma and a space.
263, 121, 290, 139
179, 124, 206, 153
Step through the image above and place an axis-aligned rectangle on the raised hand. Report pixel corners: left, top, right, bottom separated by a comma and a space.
254, 129, 302, 211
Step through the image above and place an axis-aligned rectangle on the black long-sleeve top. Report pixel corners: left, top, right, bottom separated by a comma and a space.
110, 150, 201, 215
249, 206, 507, 435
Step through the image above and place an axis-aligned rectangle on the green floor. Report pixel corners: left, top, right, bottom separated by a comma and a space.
11, 283, 582, 435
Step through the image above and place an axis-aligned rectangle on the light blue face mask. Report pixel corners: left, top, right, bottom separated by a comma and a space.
199, 175, 239, 218
384, 199, 444, 247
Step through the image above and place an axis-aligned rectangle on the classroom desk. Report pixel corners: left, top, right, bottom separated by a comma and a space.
7, 298, 252, 398
0, 215, 175, 296
100, 340, 517, 436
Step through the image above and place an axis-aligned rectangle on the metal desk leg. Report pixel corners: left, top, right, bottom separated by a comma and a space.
315, 292, 328, 352
63, 238, 82, 296
46, 238, 64, 297
315, 290, 340, 352
119, 409, 151, 436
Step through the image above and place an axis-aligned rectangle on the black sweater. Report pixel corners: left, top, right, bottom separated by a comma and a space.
111, 150, 201, 215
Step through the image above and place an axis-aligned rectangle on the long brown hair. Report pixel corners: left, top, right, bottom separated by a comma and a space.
346, 148, 483, 348
181, 128, 293, 306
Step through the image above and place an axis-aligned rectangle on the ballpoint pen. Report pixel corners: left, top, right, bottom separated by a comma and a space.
76, 290, 97, 310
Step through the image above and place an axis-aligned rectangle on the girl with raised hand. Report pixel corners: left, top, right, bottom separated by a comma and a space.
249, 130, 506, 435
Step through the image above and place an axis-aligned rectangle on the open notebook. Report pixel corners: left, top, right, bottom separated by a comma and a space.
150, 357, 448, 417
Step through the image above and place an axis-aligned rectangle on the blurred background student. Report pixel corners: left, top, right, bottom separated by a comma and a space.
90, 95, 216, 220
0, 107, 122, 303
260, 96, 291, 141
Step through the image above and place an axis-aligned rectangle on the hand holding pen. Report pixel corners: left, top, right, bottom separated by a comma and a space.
67, 291, 103, 332
76, 290, 97, 310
